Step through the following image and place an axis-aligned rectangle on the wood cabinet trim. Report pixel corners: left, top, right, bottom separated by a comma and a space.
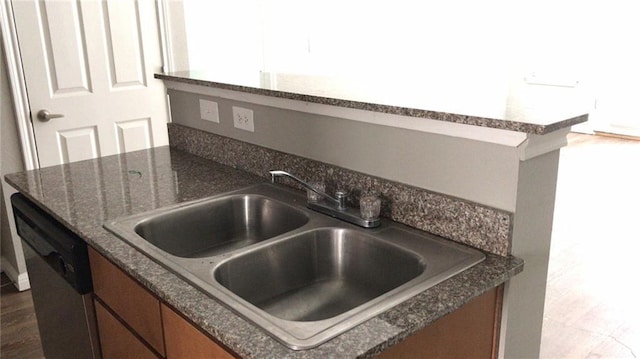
375, 286, 502, 359
95, 300, 160, 359
491, 285, 505, 359
161, 303, 237, 359
89, 247, 165, 356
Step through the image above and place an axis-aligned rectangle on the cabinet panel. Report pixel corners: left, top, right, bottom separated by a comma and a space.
88, 247, 165, 356
161, 304, 235, 359
95, 300, 159, 359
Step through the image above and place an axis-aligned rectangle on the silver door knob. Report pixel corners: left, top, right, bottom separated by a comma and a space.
36, 110, 64, 122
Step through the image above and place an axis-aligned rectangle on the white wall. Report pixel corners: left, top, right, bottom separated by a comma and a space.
180, 0, 516, 119
587, 1, 640, 136
178, 1, 610, 128
182, 0, 263, 85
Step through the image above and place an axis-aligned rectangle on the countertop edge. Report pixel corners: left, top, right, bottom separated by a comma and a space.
155, 73, 588, 135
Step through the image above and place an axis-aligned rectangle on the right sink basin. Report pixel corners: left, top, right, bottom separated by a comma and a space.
214, 228, 425, 322
210, 222, 486, 349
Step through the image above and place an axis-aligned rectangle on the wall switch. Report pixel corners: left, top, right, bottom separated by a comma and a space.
232, 106, 254, 132
200, 99, 219, 123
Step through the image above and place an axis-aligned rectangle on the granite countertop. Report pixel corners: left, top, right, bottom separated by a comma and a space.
5, 146, 523, 358
156, 71, 588, 135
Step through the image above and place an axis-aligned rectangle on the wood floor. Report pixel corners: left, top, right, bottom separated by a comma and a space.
540, 133, 640, 358
0, 133, 638, 359
0, 272, 44, 358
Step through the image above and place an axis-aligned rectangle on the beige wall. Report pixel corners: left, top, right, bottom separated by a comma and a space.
167, 88, 523, 212
1, 35, 26, 276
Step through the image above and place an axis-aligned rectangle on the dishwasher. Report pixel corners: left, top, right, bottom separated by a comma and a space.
11, 193, 101, 359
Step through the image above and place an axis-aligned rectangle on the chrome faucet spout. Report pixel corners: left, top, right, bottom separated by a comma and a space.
269, 170, 380, 228
269, 170, 346, 209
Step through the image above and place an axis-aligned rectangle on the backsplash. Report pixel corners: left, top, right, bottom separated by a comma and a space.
169, 123, 512, 256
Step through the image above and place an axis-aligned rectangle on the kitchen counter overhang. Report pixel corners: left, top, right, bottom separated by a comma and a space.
5, 146, 523, 358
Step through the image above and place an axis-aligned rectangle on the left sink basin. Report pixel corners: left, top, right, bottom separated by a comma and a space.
105, 184, 310, 258
214, 227, 425, 322
134, 194, 309, 257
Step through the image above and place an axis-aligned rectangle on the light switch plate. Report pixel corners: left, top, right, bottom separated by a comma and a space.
200, 99, 219, 123
232, 106, 254, 132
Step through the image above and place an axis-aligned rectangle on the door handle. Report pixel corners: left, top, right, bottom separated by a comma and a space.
36, 109, 64, 122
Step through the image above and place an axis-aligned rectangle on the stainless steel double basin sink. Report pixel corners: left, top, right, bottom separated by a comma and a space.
104, 183, 485, 349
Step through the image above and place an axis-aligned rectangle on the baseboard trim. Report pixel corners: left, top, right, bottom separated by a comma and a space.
0, 256, 30, 291
594, 131, 640, 142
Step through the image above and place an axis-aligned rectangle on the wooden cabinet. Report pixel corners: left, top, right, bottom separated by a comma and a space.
377, 286, 503, 359
88, 247, 235, 359
162, 304, 235, 359
89, 246, 501, 359
94, 300, 158, 359
89, 247, 164, 356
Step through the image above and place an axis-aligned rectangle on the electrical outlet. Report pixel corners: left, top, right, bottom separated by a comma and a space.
200, 99, 219, 123
232, 106, 254, 132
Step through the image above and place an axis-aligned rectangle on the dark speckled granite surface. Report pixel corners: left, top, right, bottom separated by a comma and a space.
156, 72, 588, 135
5, 146, 523, 358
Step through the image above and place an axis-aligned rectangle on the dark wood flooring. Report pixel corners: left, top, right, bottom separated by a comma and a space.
0, 272, 44, 358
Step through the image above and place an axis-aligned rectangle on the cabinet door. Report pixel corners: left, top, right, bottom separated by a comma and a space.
161, 304, 235, 359
95, 301, 159, 359
89, 247, 165, 356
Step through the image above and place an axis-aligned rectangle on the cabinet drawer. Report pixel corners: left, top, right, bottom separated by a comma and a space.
89, 247, 164, 356
162, 304, 235, 359
95, 300, 159, 359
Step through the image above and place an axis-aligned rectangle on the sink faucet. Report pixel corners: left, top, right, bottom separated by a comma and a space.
269, 170, 346, 209
269, 170, 380, 228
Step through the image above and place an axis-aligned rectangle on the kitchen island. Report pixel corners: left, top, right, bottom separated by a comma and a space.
6, 145, 522, 358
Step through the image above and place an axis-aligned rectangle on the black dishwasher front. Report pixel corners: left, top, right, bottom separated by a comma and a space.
11, 193, 101, 359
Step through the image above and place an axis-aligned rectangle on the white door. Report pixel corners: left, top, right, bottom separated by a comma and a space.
12, 0, 168, 167
587, 2, 640, 138
592, 94, 640, 138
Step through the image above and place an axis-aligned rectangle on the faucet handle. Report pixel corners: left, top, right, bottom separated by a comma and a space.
359, 194, 381, 220
335, 190, 347, 210
306, 182, 326, 202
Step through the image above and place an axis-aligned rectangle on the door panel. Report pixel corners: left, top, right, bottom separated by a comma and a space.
115, 118, 151, 153
57, 126, 100, 164
13, 0, 168, 168
39, 0, 92, 96
103, 0, 146, 88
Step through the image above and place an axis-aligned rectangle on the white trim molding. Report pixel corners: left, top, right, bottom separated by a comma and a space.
156, 0, 189, 72
1, 255, 30, 291
156, 0, 174, 74
517, 128, 571, 161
